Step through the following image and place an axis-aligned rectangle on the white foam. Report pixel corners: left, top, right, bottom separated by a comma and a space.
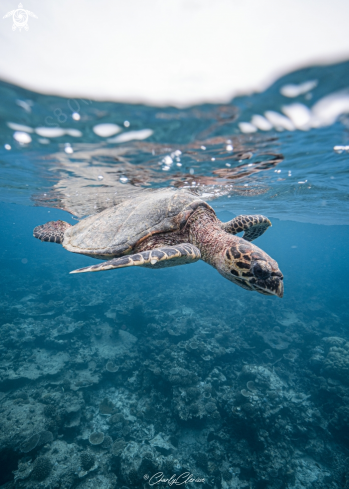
35, 127, 82, 138
7, 122, 33, 133
238, 122, 257, 133
334, 145, 349, 153
280, 80, 317, 97
108, 129, 153, 143
65, 129, 82, 137
264, 111, 295, 131
281, 103, 312, 130
310, 91, 349, 127
13, 131, 32, 144
15, 100, 33, 113
251, 115, 273, 131
93, 123, 122, 137
35, 127, 66, 137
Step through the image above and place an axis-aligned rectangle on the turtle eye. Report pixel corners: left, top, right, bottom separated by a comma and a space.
252, 260, 271, 279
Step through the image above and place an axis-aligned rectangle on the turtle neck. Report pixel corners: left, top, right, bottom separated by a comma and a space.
187, 207, 238, 266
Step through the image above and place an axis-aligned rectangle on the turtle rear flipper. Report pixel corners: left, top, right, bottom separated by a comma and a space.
222, 215, 271, 242
70, 243, 201, 274
33, 220, 72, 244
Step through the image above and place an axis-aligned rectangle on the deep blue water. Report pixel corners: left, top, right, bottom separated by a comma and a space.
0, 61, 349, 489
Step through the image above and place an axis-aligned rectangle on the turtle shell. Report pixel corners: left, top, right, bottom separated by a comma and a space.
63, 189, 212, 258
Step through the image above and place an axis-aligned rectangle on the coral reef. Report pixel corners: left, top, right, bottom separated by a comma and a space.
89, 432, 105, 445
1, 273, 349, 489
31, 456, 52, 481
99, 398, 115, 415
80, 452, 95, 471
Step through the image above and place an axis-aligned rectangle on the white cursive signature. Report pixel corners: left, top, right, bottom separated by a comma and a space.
147, 472, 205, 486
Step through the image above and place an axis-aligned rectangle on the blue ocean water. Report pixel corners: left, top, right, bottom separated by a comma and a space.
0, 61, 349, 489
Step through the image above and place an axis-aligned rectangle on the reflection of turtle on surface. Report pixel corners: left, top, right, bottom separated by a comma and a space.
3, 3, 38, 32
34, 189, 284, 297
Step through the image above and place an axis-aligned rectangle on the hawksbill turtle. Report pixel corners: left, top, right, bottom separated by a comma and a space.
33, 189, 283, 297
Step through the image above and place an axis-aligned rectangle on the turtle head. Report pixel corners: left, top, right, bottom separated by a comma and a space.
221, 239, 284, 297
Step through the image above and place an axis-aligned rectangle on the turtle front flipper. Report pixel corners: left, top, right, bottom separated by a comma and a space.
33, 220, 72, 244
70, 244, 201, 274
221, 215, 271, 242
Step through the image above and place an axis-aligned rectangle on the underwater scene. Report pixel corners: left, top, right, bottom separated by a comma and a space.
1, 60, 349, 489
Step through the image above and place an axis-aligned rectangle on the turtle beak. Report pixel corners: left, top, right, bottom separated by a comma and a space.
249, 267, 284, 298
272, 270, 284, 298
276, 279, 284, 298
249, 259, 284, 298
255, 274, 284, 298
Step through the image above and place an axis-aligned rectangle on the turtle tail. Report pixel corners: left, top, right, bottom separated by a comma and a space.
33, 220, 72, 244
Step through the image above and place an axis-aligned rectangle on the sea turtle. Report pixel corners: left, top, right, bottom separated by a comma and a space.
33, 189, 283, 297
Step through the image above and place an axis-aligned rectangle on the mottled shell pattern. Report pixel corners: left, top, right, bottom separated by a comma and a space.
63, 189, 206, 258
